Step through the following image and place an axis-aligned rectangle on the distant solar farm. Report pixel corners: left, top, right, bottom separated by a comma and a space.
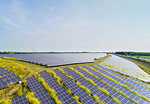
0, 54, 150, 104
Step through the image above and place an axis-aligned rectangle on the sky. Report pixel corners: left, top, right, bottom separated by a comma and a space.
0, 0, 150, 52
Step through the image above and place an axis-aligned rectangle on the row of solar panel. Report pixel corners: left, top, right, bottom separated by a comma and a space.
8, 64, 150, 104
98, 64, 149, 87
96, 64, 150, 99
26, 76, 55, 104
98, 64, 150, 88
129, 76, 150, 87
73, 66, 134, 104
63, 67, 118, 104
53, 69, 99, 104
39, 70, 77, 104
91, 65, 150, 103
0, 67, 21, 90
25, 70, 100, 104
0, 67, 12, 78
12, 94, 29, 104
82, 65, 149, 104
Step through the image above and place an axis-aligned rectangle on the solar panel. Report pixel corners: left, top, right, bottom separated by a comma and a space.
82, 65, 149, 104
39, 70, 77, 104
73, 66, 133, 104
95, 65, 150, 99
53, 69, 98, 104
63, 67, 117, 104
26, 76, 55, 104
12, 94, 29, 104
0, 67, 22, 90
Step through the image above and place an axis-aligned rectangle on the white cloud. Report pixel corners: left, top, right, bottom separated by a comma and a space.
22, 29, 55, 36
1, 16, 23, 28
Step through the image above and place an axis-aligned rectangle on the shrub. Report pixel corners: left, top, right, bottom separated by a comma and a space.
146, 86, 150, 89
26, 92, 40, 104
72, 95, 82, 104
87, 78, 97, 86
4, 98, 11, 104
100, 88, 109, 96
112, 97, 121, 104
140, 95, 150, 103
93, 95, 104, 104
76, 81, 91, 95
132, 100, 138, 104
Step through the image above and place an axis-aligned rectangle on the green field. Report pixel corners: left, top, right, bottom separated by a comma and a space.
139, 56, 150, 59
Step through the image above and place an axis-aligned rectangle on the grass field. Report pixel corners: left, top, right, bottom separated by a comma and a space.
132, 55, 150, 59
139, 56, 150, 59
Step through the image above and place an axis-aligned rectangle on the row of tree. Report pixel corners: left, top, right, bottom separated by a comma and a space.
115, 52, 150, 56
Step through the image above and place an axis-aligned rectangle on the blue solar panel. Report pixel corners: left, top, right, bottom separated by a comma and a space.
95, 64, 150, 100
0, 67, 22, 90
63, 67, 117, 104
12, 94, 29, 104
73, 66, 133, 104
26, 76, 55, 104
53, 69, 98, 104
82, 65, 149, 104
39, 70, 77, 104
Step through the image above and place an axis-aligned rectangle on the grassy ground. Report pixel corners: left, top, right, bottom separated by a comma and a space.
0, 57, 47, 74
140, 56, 150, 59
131, 55, 150, 59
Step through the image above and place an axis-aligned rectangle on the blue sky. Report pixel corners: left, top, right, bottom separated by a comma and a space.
0, 0, 150, 52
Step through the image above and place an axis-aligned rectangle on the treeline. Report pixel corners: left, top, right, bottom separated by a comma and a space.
0, 51, 104, 54
0, 52, 15, 54
115, 52, 150, 56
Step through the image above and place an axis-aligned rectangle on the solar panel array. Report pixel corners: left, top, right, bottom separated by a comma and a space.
39, 70, 77, 104
11, 94, 29, 104
2, 60, 150, 104
63, 67, 117, 104
53, 69, 98, 104
73, 66, 134, 104
99, 64, 150, 89
26, 76, 55, 104
130, 76, 150, 87
96, 64, 150, 99
0, 53, 106, 66
82, 65, 150, 104
0, 67, 21, 90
